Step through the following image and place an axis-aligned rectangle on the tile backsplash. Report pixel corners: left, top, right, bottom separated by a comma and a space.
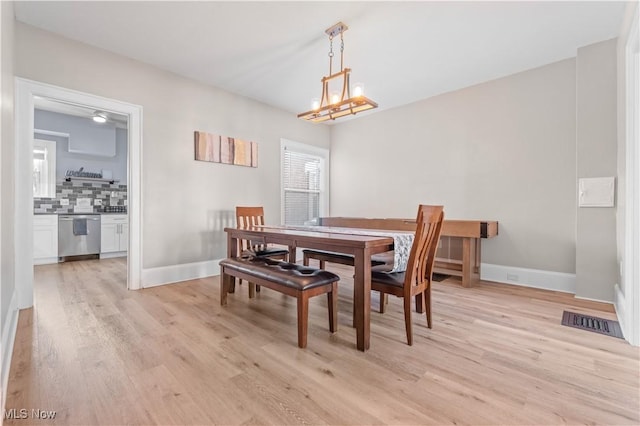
34, 180, 127, 214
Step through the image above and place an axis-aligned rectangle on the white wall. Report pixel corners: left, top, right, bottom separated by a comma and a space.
575, 39, 618, 302
15, 22, 330, 269
331, 59, 577, 275
0, 0, 16, 409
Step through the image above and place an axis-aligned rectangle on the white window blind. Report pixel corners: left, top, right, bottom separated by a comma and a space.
282, 148, 324, 226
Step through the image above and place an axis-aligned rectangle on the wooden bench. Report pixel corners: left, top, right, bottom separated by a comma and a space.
302, 250, 393, 271
219, 257, 339, 348
304, 217, 498, 288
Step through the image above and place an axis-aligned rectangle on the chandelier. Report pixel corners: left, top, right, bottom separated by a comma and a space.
297, 22, 378, 123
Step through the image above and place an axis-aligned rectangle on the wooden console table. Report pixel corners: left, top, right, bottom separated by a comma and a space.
318, 217, 498, 288
436, 220, 498, 287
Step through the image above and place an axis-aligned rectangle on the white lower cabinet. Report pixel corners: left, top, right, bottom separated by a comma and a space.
101, 214, 128, 257
33, 214, 58, 264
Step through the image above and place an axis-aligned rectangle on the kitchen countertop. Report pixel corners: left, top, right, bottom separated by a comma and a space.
34, 212, 128, 215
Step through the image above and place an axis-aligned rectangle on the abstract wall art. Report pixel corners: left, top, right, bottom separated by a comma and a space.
194, 131, 258, 168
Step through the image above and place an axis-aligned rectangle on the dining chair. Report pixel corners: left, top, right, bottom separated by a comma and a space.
371, 204, 444, 345
235, 206, 289, 296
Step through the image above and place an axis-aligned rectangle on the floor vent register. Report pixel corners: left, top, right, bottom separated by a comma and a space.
561, 311, 624, 339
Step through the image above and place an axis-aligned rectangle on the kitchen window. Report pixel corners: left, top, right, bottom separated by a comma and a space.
33, 138, 57, 198
281, 139, 329, 226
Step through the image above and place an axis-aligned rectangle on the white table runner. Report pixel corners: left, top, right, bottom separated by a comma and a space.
262, 225, 414, 273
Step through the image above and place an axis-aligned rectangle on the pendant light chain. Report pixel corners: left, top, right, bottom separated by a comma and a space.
328, 35, 334, 76
340, 30, 344, 72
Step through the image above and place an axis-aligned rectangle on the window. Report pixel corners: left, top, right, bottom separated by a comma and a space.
33, 138, 57, 198
281, 139, 329, 225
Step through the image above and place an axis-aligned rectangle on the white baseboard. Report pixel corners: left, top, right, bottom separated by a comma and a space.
2, 290, 19, 412
99, 251, 127, 259
33, 257, 58, 265
141, 258, 223, 288
481, 263, 576, 294
574, 294, 614, 304
614, 283, 628, 336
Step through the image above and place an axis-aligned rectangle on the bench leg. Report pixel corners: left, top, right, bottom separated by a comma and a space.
249, 282, 256, 298
220, 269, 230, 306
297, 293, 309, 348
379, 291, 386, 313
328, 282, 338, 333
303, 253, 310, 266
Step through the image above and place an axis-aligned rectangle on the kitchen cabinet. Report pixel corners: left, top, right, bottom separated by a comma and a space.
100, 214, 128, 257
33, 214, 58, 264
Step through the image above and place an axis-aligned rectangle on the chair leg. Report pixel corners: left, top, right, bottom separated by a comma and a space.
303, 253, 310, 266
297, 293, 309, 348
425, 287, 432, 329
328, 282, 338, 333
404, 295, 413, 346
229, 276, 236, 293
256, 285, 261, 293
319, 260, 326, 269
379, 291, 386, 313
249, 282, 255, 298
415, 292, 425, 313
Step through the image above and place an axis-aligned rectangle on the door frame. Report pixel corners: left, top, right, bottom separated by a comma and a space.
622, 9, 640, 346
15, 78, 143, 308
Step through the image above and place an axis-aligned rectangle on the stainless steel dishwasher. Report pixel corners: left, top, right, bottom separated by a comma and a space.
58, 214, 101, 259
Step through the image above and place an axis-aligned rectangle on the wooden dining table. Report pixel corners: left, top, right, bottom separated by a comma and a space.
223, 225, 395, 351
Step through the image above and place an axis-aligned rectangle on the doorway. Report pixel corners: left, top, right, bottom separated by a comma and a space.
33, 102, 129, 266
15, 78, 142, 310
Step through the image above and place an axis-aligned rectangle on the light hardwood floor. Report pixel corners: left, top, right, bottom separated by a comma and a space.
4, 258, 639, 425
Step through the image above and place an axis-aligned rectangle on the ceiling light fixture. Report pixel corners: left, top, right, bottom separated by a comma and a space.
297, 22, 378, 123
92, 111, 107, 123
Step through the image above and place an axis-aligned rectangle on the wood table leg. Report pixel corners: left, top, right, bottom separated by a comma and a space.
461, 237, 480, 288
226, 233, 237, 293
462, 238, 471, 288
353, 248, 371, 351
288, 245, 297, 264
470, 238, 480, 285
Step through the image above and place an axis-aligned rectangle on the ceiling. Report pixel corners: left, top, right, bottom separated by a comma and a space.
34, 97, 129, 128
15, 1, 629, 122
